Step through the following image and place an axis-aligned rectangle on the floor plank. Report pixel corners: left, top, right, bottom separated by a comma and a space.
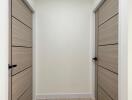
37, 98, 92, 100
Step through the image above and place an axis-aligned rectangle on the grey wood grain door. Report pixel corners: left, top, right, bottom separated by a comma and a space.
9, 0, 33, 100
94, 0, 118, 100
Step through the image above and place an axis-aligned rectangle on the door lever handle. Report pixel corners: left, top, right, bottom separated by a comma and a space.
93, 57, 98, 61
8, 64, 17, 69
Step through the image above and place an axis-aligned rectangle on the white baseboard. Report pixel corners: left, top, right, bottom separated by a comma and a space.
36, 93, 95, 100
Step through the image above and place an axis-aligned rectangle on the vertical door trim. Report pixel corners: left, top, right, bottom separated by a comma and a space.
94, 11, 99, 100
92, 0, 128, 100
9, 0, 12, 100
118, 0, 128, 100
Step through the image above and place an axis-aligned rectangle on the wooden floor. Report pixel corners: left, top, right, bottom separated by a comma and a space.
37, 98, 92, 100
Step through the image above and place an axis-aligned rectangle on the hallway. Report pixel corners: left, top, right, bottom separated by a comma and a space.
9, 0, 119, 100
0, 0, 130, 100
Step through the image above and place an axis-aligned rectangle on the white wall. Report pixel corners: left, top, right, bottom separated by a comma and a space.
128, 0, 132, 100
0, 0, 9, 100
118, 0, 128, 100
35, 0, 95, 96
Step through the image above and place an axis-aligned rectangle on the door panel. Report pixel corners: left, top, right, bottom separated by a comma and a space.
95, 11, 99, 99
98, 87, 112, 100
12, 0, 32, 28
12, 47, 32, 75
98, 67, 118, 100
19, 87, 32, 100
98, 0, 118, 25
12, 17, 32, 47
98, 45, 118, 73
12, 67, 32, 100
9, 70, 12, 100
95, 0, 118, 100
98, 15, 118, 45
10, 0, 33, 100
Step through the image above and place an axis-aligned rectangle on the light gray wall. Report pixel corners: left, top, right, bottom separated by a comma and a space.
35, 0, 95, 95
0, 0, 9, 100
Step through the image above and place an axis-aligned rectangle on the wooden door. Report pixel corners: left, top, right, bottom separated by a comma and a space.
9, 0, 33, 100
94, 0, 118, 100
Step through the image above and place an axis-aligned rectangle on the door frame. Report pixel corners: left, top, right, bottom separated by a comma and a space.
91, 0, 128, 100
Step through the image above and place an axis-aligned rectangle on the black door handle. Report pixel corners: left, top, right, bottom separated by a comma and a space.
8, 64, 17, 69
93, 57, 98, 61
